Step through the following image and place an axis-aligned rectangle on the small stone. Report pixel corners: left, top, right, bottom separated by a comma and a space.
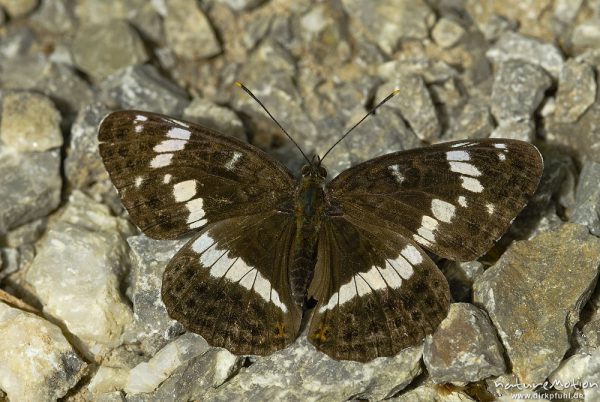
490, 119, 535, 142
486, 32, 564, 79
30, 0, 77, 34
554, 60, 596, 123
88, 366, 129, 398
0, 0, 37, 18
125, 333, 209, 394
4, 217, 46, 248
36, 62, 95, 121
123, 235, 187, 355
203, 338, 423, 401
165, 0, 221, 60
129, 348, 239, 401
342, 0, 434, 54
571, 18, 600, 53
0, 25, 34, 59
378, 58, 458, 84
87, 344, 147, 398
215, 0, 266, 11
473, 224, 600, 384
391, 384, 476, 401
0, 248, 19, 281
100, 64, 190, 115
546, 103, 600, 164
432, 18, 465, 48
0, 92, 63, 152
0, 149, 61, 235
64, 103, 112, 189
424, 303, 506, 384
25, 191, 136, 359
378, 75, 441, 141
323, 102, 420, 179
554, 0, 584, 24
491, 61, 552, 122
572, 161, 600, 236
0, 302, 87, 401
548, 350, 600, 401
583, 318, 600, 350
183, 98, 246, 142
71, 20, 149, 80
445, 101, 494, 141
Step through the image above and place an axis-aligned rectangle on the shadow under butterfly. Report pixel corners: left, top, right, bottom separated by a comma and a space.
98, 83, 543, 362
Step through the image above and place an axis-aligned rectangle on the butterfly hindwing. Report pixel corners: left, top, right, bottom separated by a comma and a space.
98, 110, 295, 239
327, 139, 543, 261
161, 211, 302, 355
307, 215, 450, 362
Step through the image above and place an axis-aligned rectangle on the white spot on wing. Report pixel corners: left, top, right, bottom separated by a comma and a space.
224, 152, 242, 171
449, 161, 482, 177
135, 115, 148, 122
355, 275, 371, 296
486, 203, 495, 214
498, 152, 506, 161
319, 291, 339, 313
338, 277, 358, 305
446, 150, 470, 161
186, 198, 206, 228
460, 176, 484, 192
173, 180, 197, 202
388, 164, 405, 184
359, 268, 387, 292
380, 263, 403, 288
388, 256, 414, 280
458, 195, 467, 207
134, 176, 143, 188
237, 268, 257, 289
225, 259, 253, 282
494, 143, 507, 149
417, 215, 438, 242
431, 199, 456, 223
401, 244, 423, 265
253, 272, 271, 302
163, 174, 172, 184
167, 127, 191, 140
269, 286, 288, 313
135, 125, 144, 133
192, 232, 213, 254
150, 153, 173, 168
154, 139, 186, 153
209, 254, 234, 277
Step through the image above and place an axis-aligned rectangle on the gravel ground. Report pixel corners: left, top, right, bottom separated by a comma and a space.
1, 0, 600, 401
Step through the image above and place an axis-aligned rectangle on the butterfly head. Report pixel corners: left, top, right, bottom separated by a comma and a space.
302, 156, 327, 179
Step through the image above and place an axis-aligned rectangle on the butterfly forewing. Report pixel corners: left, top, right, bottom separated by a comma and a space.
98, 111, 294, 239
308, 216, 450, 362
327, 139, 543, 261
161, 211, 302, 355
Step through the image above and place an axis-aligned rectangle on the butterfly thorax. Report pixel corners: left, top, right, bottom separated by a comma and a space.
289, 163, 327, 306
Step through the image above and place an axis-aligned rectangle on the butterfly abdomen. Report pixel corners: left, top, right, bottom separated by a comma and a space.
289, 174, 326, 306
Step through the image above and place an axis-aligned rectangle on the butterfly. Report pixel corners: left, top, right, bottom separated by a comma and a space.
98, 86, 543, 362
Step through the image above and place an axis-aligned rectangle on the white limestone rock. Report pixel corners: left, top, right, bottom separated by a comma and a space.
25, 191, 136, 359
0, 301, 86, 401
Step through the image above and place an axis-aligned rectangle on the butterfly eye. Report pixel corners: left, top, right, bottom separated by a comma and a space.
319, 166, 327, 178
302, 165, 310, 176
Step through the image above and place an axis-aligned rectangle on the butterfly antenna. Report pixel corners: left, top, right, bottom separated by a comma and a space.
319, 88, 401, 164
235, 82, 311, 164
